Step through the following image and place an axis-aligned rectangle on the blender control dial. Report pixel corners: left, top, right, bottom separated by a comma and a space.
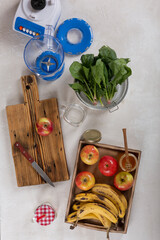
31, 0, 46, 10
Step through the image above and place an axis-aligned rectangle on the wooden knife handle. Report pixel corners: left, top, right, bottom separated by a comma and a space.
15, 142, 34, 163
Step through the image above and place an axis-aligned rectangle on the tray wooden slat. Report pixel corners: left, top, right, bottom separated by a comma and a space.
6, 75, 69, 187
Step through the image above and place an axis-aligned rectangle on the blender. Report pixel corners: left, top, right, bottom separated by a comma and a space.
24, 25, 65, 81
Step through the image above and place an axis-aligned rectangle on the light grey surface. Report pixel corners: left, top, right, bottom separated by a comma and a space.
0, 0, 160, 240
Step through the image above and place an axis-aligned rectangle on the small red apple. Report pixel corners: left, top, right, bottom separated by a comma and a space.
80, 145, 99, 165
114, 171, 133, 191
36, 117, 53, 136
98, 155, 118, 176
75, 171, 95, 191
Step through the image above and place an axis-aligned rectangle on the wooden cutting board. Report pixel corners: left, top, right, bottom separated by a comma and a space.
6, 75, 69, 187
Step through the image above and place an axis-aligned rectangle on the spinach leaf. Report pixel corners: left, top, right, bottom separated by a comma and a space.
82, 66, 90, 80
69, 61, 85, 82
96, 85, 105, 106
81, 54, 95, 68
98, 46, 117, 64
103, 64, 109, 87
109, 58, 130, 75
91, 59, 107, 102
69, 61, 94, 101
91, 59, 104, 87
118, 66, 132, 84
69, 82, 86, 92
109, 58, 132, 85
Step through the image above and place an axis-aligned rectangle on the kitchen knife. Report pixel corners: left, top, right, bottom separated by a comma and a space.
14, 142, 55, 187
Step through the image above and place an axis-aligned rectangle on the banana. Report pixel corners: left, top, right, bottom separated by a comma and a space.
92, 184, 127, 210
87, 212, 111, 240
77, 202, 118, 223
116, 191, 127, 210
93, 213, 111, 229
91, 184, 127, 218
75, 192, 118, 216
72, 202, 84, 211
110, 186, 127, 210
66, 211, 78, 223
66, 211, 111, 229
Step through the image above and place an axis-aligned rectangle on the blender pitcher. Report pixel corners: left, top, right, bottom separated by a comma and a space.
24, 25, 65, 81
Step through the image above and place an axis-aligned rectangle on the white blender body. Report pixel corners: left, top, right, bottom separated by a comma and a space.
13, 0, 61, 37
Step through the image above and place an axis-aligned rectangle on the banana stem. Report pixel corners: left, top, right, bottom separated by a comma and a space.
114, 222, 118, 230
70, 218, 78, 230
75, 218, 78, 226
70, 225, 75, 230
106, 228, 110, 240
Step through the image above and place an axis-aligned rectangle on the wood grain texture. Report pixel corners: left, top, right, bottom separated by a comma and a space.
6, 75, 69, 187
65, 140, 141, 234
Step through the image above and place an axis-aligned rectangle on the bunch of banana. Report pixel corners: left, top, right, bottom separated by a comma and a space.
76, 202, 114, 240
66, 184, 127, 239
69, 202, 113, 226
66, 205, 112, 239
67, 210, 111, 229
91, 184, 127, 218
76, 202, 118, 224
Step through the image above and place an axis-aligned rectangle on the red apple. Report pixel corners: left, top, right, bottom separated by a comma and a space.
36, 117, 53, 136
80, 145, 99, 165
114, 171, 133, 191
98, 155, 118, 176
75, 171, 95, 191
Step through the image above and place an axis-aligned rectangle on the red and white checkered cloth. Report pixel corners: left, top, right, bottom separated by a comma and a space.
34, 204, 55, 226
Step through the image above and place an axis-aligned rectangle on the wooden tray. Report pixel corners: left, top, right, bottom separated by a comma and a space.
65, 140, 141, 234
6, 75, 69, 187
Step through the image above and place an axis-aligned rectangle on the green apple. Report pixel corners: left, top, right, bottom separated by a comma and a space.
114, 171, 133, 191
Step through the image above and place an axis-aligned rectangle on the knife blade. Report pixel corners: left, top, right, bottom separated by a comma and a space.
14, 142, 55, 187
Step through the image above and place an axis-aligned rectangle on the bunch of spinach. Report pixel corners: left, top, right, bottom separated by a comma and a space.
69, 46, 132, 105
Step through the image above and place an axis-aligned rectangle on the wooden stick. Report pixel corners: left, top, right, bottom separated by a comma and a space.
122, 128, 129, 163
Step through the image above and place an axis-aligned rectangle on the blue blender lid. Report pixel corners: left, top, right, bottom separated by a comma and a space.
56, 18, 93, 55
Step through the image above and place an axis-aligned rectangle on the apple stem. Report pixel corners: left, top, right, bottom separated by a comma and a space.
83, 178, 87, 183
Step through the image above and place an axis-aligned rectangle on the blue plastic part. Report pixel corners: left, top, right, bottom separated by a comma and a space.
36, 51, 64, 81
42, 64, 65, 81
56, 18, 93, 55
14, 17, 45, 37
